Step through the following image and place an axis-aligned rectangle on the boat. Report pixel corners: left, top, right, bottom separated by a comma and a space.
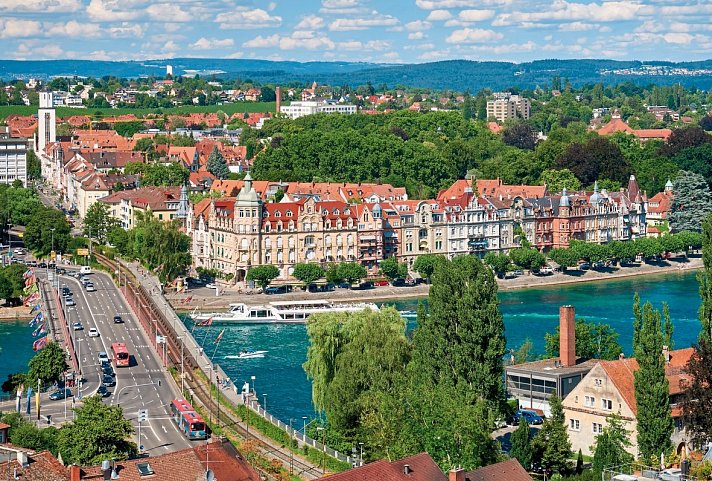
191, 299, 380, 324
225, 350, 268, 359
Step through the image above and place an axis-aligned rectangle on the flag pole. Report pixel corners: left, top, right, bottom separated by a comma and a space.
210, 329, 225, 363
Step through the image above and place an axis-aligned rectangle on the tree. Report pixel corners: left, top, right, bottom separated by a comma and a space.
700, 115, 712, 132
141, 163, 190, 187
503, 122, 536, 150
114, 120, 145, 137
56, 396, 136, 465
669, 170, 712, 232
247, 265, 280, 289
531, 395, 571, 475
698, 215, 712, 342
509, 418, 532, 469
659, 127, 712, 157
484, 252, 511, 278
632, 297, 674, 461
544, 318, 623, 360
509, 248, 546, 271
292, 263, 325, 286
680, 338, 712, 447
539, 168, 582, 193
24, 207, 71, 257
206, 145, 229, 180
412, 254, 444, 281
555, 137, 630, 186
26, 342, 68, 387
26, 150, 41, 180
412, 255, 506, 406
0, 264, 27, 302
336, 262, 367, 285
548, 248, 579, 270
1, 372, 26, 393
83, 202, 119, 244
325, 263, 344, 285
380, 256, 407, 281
591, 413, 634, 475
260, 86, 276, 102
462, 91, 473, 120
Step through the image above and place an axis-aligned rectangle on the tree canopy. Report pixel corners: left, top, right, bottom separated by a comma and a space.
545, 318, 623, 360
669, 170, 712, 233
247, 265, 280, 289
26, 342, 68, 387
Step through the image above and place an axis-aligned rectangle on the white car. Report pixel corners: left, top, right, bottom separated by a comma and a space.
88, 328, 100, 337
72, 322, 83, 331
85, 283, 96, 292
206, 283, 217, 289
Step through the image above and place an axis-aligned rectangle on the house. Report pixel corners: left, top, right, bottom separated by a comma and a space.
318, 452, 446, 481
647, 180, 674, 234
99, 186, 188, 229
451, 459, 533, 481
596, 111, 672, 142
505, 306, 598, 416
562, 346, 693, 456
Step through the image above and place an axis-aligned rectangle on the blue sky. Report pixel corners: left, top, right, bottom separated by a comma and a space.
2, 0, 711, 63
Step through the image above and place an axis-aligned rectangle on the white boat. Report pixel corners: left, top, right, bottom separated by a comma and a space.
225, 350, 268, 359
191, 299, 380, 324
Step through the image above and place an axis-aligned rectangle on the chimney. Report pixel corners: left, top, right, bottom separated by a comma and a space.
619, 353, 625, 360
449, 468, 466, 481
663, 345, 670, 363
403, 464, 411, 475
70, 464, 81, 481
559, 305, 576, 367
275, 86, 281, 113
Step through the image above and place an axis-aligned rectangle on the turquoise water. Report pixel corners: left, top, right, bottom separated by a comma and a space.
0, 320, 35, 397
185, 270, 703, 424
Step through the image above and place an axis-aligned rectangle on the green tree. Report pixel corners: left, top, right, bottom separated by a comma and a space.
509, 418, 532, 469
502, 122, 536, 150
509, 248, 546, 271
539, 168, 582, 193
513, 338, 535, 364
548, 248, 579, 270
292, 263, 325, 287
380, 256, 407, 281
680, 338, 712, 447
206, 146, 229, 180
484, 252, 511, 278
113, 120, 145, 137
462, 91, 474, 120
0, 263, 27, 301
411, 254, 444, 281
545, 318, 623, 360
26, 342, 68, 387
632, 296, 674, 461
83, 202, 119, 244
26, 150, 42, 180
669, 170, 712, 232
56, 396, 136, 465
591, 413, 634, 475
141, 163, 190, 187
531, 395, 571, 475
324, 263, 344, 285
699, 215, 712, 342
336, 262, 367, 285
247, 265, 280, 289
123, 216, 191, 283
23, 207, 71, 257
1, 372, 26, 393
260, 86, 276, 102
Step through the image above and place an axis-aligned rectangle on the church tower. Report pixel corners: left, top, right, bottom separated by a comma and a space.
37, 90, 56, 153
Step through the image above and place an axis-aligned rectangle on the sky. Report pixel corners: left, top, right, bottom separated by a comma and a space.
2, 0, 712, 63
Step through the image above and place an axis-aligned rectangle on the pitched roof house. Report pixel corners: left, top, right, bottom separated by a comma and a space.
451, 459, 533, 481
318, 452, 447, 481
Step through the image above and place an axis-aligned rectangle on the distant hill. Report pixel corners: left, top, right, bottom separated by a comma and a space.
2, 58, 712, 90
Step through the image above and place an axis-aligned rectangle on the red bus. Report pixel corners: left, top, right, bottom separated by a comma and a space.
110, 342, 130, 367
170, 399, 207, 440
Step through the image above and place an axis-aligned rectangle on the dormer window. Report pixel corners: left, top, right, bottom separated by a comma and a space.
286, 211, 293, 217
275, 211, 281, 217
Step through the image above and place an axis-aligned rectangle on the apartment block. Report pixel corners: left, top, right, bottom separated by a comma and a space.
486, 94, 531, 121
0, 129, 27, 186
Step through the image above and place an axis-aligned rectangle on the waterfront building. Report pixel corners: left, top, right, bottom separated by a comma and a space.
0, 128, 28, 186
647, 179, 674, 236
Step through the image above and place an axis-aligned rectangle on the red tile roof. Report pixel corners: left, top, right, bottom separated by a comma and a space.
463, 459, 533, 481
319, 452, 446, 481
0, 450, 69, 481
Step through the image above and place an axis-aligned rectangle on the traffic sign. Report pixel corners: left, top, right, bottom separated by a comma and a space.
77, 248, 89, 256
139, 444, 144, 452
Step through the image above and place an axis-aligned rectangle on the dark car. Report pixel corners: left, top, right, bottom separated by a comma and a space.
337, 282, 351, 289
101, 364, 114, 376
113, 315, 123, 324
97, 385, 110, 397
102, 375, 116, 387
49, 388, 72, 400
352, 281, 374, 290
265, 285, 290, 295
578, 262, 591, 270
510, 409, 544, 425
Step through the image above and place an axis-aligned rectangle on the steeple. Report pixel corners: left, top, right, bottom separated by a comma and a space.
237, 172, 260, 206
176, 184, 189, 220
590, 181, 601, 204
560, 187, 570, 207
665, 179, 673, 192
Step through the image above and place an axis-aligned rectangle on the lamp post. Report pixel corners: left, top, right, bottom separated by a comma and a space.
289, 418, 294, 475
206, 365, 213, 427
302, 416, 308, 439
250, 375, 256, 398
262, 393, 267, 412
359, 442, 364, 466
316, 427, 325, 475
177, 336, 185, 394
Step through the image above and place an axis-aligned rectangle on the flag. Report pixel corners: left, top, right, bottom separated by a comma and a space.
24, 292, 40, 306
214, 329, 225, 344
23, 283, 38, 295
153, 263, 164, 273
22, 269, 32, 279
33, 336, 49, 351
32, 323, 44, 337
183, 296, 193, 305
25, 276, 36, 287
29, 304, 41, 315
196, 317, 213, 327
38, 323, 47, 335
29, 312, 43, 327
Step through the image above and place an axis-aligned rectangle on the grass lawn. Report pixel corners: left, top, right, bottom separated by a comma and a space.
0, 102, 277, 120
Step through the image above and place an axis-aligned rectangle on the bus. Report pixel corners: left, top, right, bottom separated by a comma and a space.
170, 399, 208, 440
110, 342, 130, 367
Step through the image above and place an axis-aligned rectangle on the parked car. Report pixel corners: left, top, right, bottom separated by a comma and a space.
97, 351, 109, 363
307, 283, 335, 293
578, 262, 591, 270
538, 267, 554, 276
88, 327, 99, 337
38, 262, 47, 268
49, 388, 72, 400
391, 278, 407, 287
337, 282, 351, 289
72, 322, 83, 331
265, 285, 290, 295
97, 385, 110, 397
512, 270, 524, 276
205, 283, 217, 289
65, 297, 76, 306
113, 315, 123, 324
374, 280, 390, 287
592, 261, 606, 270
509, 409, 544, 425
102, 375, 116, 387
658, 468, 683, 481
352, 281, 374, 290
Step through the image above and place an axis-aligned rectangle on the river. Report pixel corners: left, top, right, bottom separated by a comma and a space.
0, 270, 702, 422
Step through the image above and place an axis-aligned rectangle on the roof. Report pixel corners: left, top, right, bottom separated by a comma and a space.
599, 347, 694, 415
0, 450, 69, 481
508, 356, 598, 377
99, 186, 181, 211
463, 459, 533, 481
476, 178, 547, 199
319, 452, 446, 481
598, 116, 635, 136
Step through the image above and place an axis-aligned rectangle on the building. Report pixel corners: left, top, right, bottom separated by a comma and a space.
596, 111, 672, 142
505, 306, 597, 416
647, 180, 674, 236
280, 100, 357, 120
453, 459, 533, 481
487, 94, 531, 122
100, 186, 188, 229
318, 452, 447, 481
37, 90, 56, 153
0, 128, 28, 186
563, 346, 693, 457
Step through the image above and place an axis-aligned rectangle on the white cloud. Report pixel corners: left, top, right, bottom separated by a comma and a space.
494, 0, 643, 26
426, 9, 452, 21
336, 39, 390, 50
322, 0, 360, 7
446, 27, 503, 43
243, 34, 280, 48
0, 0, 80, 12
419, 48, 451, 60
0, 19, 42, 38
163, 23, 181, 32
46, 20, 102, 38
295, 15, 324, 30
408, 31, 426, 40
280, 34, 334, 50
559, 21, 600, 31
405, 20, 431, 31
458, 9, 495, 22
86, 0, 139, 22
292, 30, 316, 39
329, 14, 399, 31
15, 41, 63, 59
216, 8, 282, 29
191, 37, 234, 50
416, 0, 478, 8
147, 3, 191, 22
162, 40, 179, 53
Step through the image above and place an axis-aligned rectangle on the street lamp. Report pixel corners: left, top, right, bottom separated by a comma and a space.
177, 336, 185, 394
262, 393, 267, 412
316, 427, 326, 475
250, 375, 256, 398
302, 416, 308, 438
359, 442, 364, 466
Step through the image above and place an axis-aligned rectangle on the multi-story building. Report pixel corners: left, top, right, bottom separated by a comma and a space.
100, 186, 188, 229
279, 100, 357, 120
487, 94, 531, 122
0, 128, 28, 186
647, 180, 673, 236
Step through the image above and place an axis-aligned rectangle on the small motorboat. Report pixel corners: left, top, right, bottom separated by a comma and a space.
225, 350, 268, 360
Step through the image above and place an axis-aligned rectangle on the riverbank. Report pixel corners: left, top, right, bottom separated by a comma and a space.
0, 305, 31, 321
168, 255, 703, 312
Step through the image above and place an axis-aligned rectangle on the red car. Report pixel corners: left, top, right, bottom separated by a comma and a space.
374, 280, 390, 287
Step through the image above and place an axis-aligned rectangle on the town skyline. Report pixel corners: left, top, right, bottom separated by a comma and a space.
3, 0, 712, 63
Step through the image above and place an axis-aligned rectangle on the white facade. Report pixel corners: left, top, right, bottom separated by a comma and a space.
37, 91, 56, 153
0, 137, 28, 186
487, 94, 531, 122
280, 101, 357, 120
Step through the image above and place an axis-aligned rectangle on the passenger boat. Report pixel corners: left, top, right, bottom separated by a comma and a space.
225, 350, 268, 359
191, 299, 380, 324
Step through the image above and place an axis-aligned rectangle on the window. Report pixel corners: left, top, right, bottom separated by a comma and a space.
593, 423, 603, 434
601, 398, 612, 410
569, 419, 580, 431
594, 378, 602, 387
584, 396, 595, 407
